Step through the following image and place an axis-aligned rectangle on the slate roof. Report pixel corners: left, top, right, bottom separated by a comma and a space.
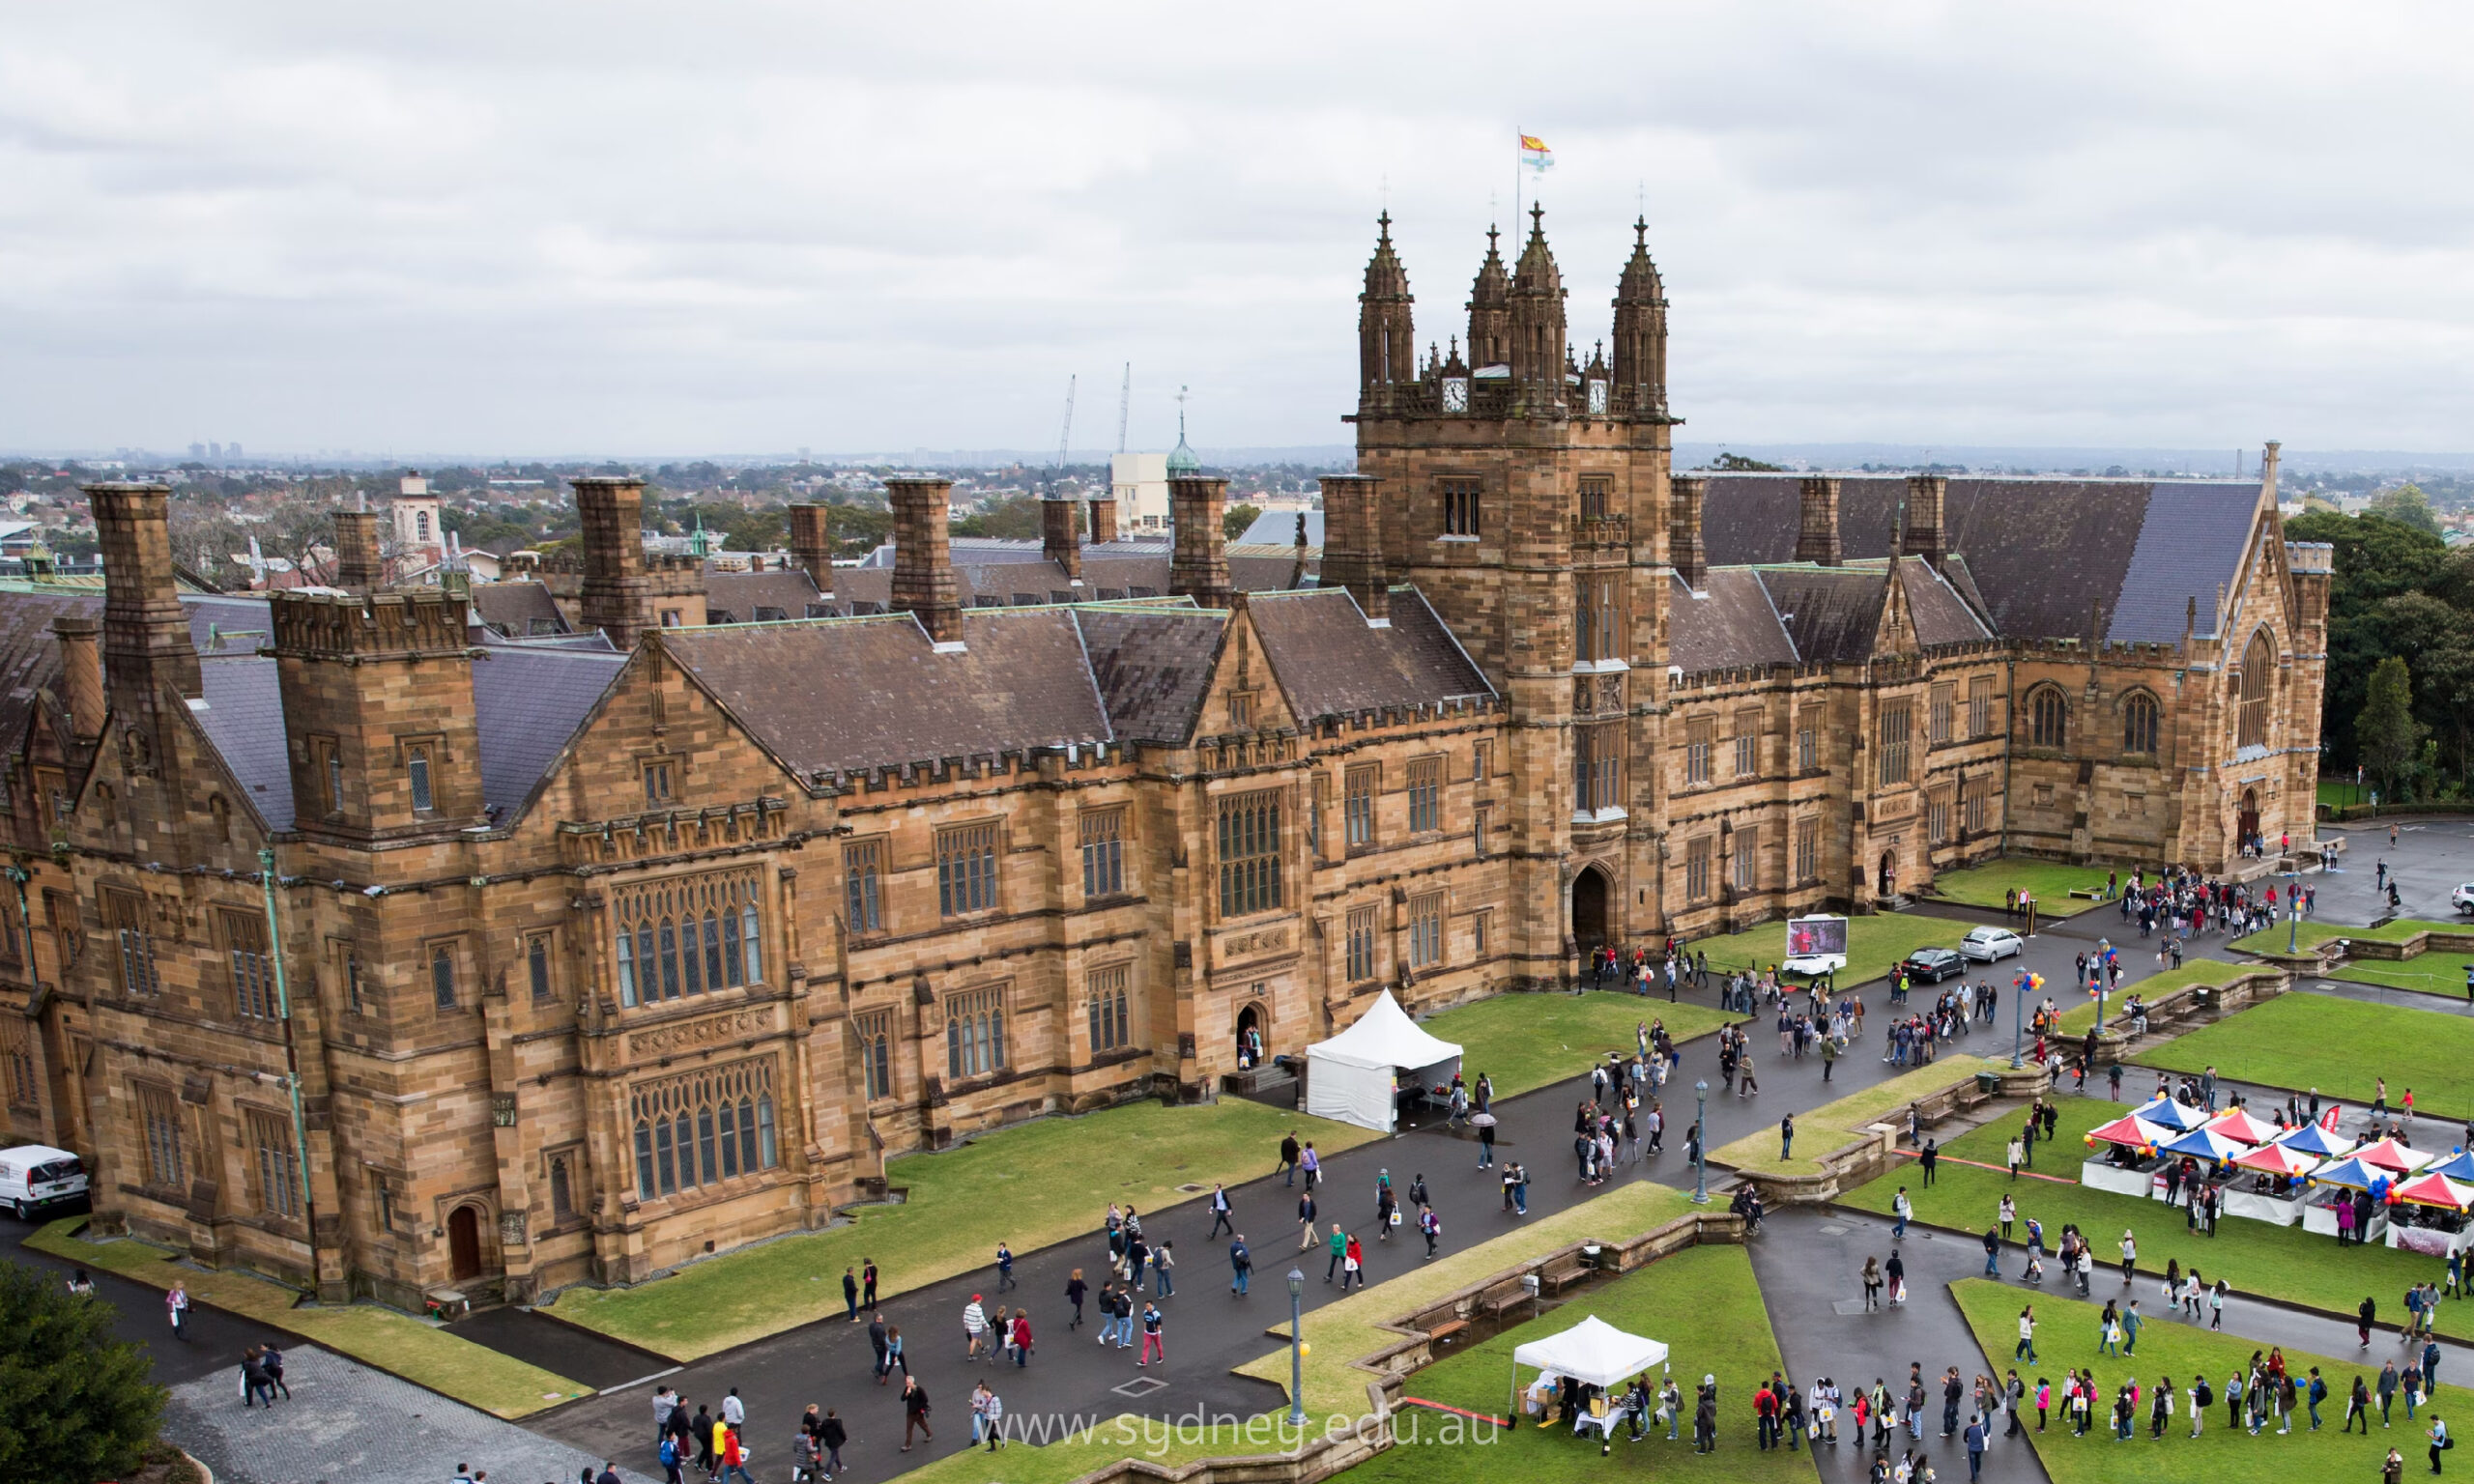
661, 610, 1114, 780
1074, 607, 1227, 745
1896, 556, 1994, 647
1247, 587, 1494, 722
472, 644, 628, 819
1234, 510, 1323, 548
470, 581, 570, 637
193, 657, 294, 830
1668, 569, 1796, 674
705, 568, 822, 624
2108, 482, 2261, 643
824, 553, 1305, 614
851, 536, 1175, 568
0, 589, 101, 756
1757, 567, 1888, 666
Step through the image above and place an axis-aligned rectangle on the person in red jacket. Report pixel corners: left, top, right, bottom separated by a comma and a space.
1010, 1310, 1033, 1366
1755, 1382, 1780, 1449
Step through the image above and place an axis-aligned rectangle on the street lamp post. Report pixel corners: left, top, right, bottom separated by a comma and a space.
2092, 936, 2111, 1036
2010, 970, 2028, 1070
1286, 1270, 1307, 1429
2286, 866, 2302, 956
1691, 1079, 1710, 1205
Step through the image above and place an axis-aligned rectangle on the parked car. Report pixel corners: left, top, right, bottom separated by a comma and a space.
2451, 882, 2474, 915
1959, 927, 2025, 962
1900, 947, 1967, 984
0, 1145, 87, 1220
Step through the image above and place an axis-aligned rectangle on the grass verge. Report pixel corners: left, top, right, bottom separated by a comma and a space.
25, 1218, 589, 1418
2230, 918, 2461, 956
1422, 993, 1736, 1101
2325, 958, 2474, 1001
1838, 1095, 2470, 1342
2129, 991, 2474, 1122
1927, 858, 2113, 917
1952, 1277, 2474, 1483
551, 1096, 1379, 1360
1709, 1056, 2006, 1177
1689, 912, 1971, 989
2047, 957, 2250, 1041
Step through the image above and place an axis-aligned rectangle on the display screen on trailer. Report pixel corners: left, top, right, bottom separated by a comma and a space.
1786, 916, 1847, 959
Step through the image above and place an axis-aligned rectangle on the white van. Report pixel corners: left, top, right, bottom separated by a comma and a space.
0, 1145, 89, 1219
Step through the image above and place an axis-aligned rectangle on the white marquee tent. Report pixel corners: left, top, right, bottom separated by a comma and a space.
1511, 1313, 1671, 1390
1302, 989, 1463, 1132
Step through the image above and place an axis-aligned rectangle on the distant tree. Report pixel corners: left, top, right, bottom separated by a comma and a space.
0, 1262, 166, 1483
1703, 452, 1784, 471
952, 496, 1042, 541
2358, 656, 2426, 800
2370, 482, 2443, 537
826, 502, 894, 559
1223, 503, 1263, 543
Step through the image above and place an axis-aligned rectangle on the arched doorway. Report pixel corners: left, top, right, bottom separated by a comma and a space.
1878, 851, 1898, 899
1235, 1004, 1263, 1069
1572, 866, 1610, 960
2237, 788, 2259, 853
446, 1205, 484, 1283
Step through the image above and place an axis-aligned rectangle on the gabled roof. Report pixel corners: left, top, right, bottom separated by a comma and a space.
470, 581, 570, 637
1247, 587, 1494, 722
1757, 567, 1887, 666
704, 567, 822, 624
472, 644, 628, 820
192, 657, 294, 830
1074, 606, 1227, 746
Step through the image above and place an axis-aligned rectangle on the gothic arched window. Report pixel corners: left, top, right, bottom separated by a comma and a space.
2028, 687, 2067, 750
2238, 629, 2275, 749
2122, 693, 2160, 756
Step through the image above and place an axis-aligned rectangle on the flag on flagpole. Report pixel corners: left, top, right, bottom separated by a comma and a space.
1518, 134, 1552, 174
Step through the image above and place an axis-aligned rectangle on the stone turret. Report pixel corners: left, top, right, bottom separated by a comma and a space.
1358, 211, 1416, 404
1611, 216, 1669, 420
1508, 205, 1568, 409
1466, 225, 1511, 369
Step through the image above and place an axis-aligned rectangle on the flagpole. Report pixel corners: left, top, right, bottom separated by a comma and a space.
1513, 128, 1521, 232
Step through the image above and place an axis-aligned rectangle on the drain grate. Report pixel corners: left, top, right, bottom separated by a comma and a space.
1176, 1183, 1209, 1193
1113, 1375, 1170, 1398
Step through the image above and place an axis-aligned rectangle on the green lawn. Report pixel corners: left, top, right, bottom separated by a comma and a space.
2326, 957, 2474, 1001
897, 1182, 1698, 1484
1952, 1278, 2474, 1483
1689, 911, 1971, 988
26, 1218, 590, 1418
2318, 779, 2369, 811
551, 1097, 1379, 1359
2231, 918, 2460, 956
2049, 957, 2249, 1041
2130, 991, 2474, 1121
1342, 1243, 1807, 1484
1839, 1095, 2469, 1340
1928, 858, 2112, 917
1424, 993, 1737, 1101
1710, 1055, 2006, 1178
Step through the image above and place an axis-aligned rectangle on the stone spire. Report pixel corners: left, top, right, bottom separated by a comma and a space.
1612, 215, 1669, 419
1357, 212, 1415, 401
1508, 204, 1568, 405
1466, 224, 1511, 369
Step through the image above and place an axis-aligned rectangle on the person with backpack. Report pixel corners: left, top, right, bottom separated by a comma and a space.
658, 1430, 686, 1484
1418, 1203, 1441, 1259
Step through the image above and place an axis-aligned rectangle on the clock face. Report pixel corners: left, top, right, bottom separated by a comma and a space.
1587, 380, 1609, 415
1442, 378, 1469, 413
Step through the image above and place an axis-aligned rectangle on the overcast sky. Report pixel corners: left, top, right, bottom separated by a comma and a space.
4, 3, 2469, 459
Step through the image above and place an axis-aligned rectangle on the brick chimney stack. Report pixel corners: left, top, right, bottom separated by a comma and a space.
1041, 496, 1083, 583
1087, 496, 1119, 545
1902, 474, 1948, 566
1168, 475, 1233, 611
787, 503, 833, 592
1795, 475, 1842, 567
1670, 474, 1709, 588
886, 477, 963, 643
87, 481, 204, 706
334, 507, 387, 591
1316, 474, 1388, 622
50, 615, 104, 743
571, 475, 654, 649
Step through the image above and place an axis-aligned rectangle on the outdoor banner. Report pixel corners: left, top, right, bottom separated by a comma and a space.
1787, 916, 1847, 959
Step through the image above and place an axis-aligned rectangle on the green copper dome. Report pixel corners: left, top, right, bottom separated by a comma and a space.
1166, 388, 1200, 474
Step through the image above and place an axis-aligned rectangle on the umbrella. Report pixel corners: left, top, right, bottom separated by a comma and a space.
2352, 1137, 2429, 1175
2160, 1126, 2248, 1164
1469, 1112, 1497, 1128
2389, 1172, 2474, 1211
2131, 1096, 2208, 1132
2310, 1156, 2379, 1190
2420, 1150, 2474, 1183
2231, 1142, 2319, 1179
2086, 1113, 2167, 1150
2275, 1122, 2350, 1158
2203, 1108, 2280, 1146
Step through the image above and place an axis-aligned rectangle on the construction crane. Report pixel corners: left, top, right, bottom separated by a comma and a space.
1116, 362, 1131, 454
1049, 375, 1077, 494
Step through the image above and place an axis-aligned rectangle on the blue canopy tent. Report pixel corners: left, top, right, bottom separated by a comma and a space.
2275, 1122, 2350, 1159
2132, 1096, 2208, 1133
2159, 1126, 2247, 1165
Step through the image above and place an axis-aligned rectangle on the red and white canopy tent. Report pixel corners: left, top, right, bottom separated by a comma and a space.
2352, 1137, 2431, 1175
2203, 1108, 2281, 1146
2388, 1171, 2474, 1212
2231, 1142, 2321, 1179
2086, 1113, 2168, 1152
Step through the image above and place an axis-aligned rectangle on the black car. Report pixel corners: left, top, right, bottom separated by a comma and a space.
1900, 947, 1966, 984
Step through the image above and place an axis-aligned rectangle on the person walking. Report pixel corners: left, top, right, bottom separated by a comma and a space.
2016, 1306, 2037, 1363
1892, 1185, 1913, 1240
843, 1267, 860, 1321
1325, 1222, 1346, 1282
1999, 1194, 2016, 1242
963, 1294, 989, 1359
1297, 1190, 1317, 1252
1230, 1234, 1251, 1295
1920, 1139, 1939, 1186
1010, 1309, 1034, 1368
1300, 1142, 1321, 1189
1137, 1301, 1165, 1367
1984, 1226, 2000, 1277
167, 1281, 190, 1342
1066, 1270, 1087, 1329
1477, 1116, 1497, 1168
1340, 1231, 1366, 1292
1153, 1240, 1176, 1298
2007, 1135, 2025, 1180
1207, 1184, 1235, 1239
995, 1241, 1017, 1293
1279, 1131, 1301, 1185
819, 1410, 848, 1480
1780, 1113, 1796, 1161
2431, 1413, 2450, 1474
2365, 1296, 2381, 1349
1418, 1203, 1441, 1260
2119, 1229, 2138, 1283
862, 1258, 879, 1309
901, 1377, 933, 1451
1863, 1256, 1884, 1310
2351, 1374, 2374, 1434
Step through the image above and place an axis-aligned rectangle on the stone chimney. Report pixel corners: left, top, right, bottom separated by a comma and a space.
1669, 474, 1708, 588
50, 615, 104, 743
1316, 474, 1387, 622
787, 503, 833, 591
1041, 496, 1083, 583
334, 508, 386, 591
1087, 496, 1119, 545
87, 481, 204, 707
887, 477, 963, 644
571, 475, 654, 648
1795, 475, 1842, 566
1902, 474, 1947, 566
1168, 475, 1234, 611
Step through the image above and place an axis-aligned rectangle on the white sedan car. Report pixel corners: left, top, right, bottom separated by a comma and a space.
1959, 926, 2025, 962
2452, 882, 2474, 915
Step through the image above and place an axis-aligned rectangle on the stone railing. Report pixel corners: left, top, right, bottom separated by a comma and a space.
1045, 1209, 1743, 1484
2079, 963, 2290, 1066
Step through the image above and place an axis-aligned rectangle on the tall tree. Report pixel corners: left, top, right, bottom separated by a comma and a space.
0, 1262, 166, 1483
2357, 655, 2426, 800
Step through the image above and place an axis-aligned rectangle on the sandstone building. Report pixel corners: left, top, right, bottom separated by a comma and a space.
0, 209, 2321, 1308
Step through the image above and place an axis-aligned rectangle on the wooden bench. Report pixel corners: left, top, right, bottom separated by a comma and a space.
1481, 1288, 1531, 1317
1426, 1319, 1470, 1347
1538, 1255, 1592, 1293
